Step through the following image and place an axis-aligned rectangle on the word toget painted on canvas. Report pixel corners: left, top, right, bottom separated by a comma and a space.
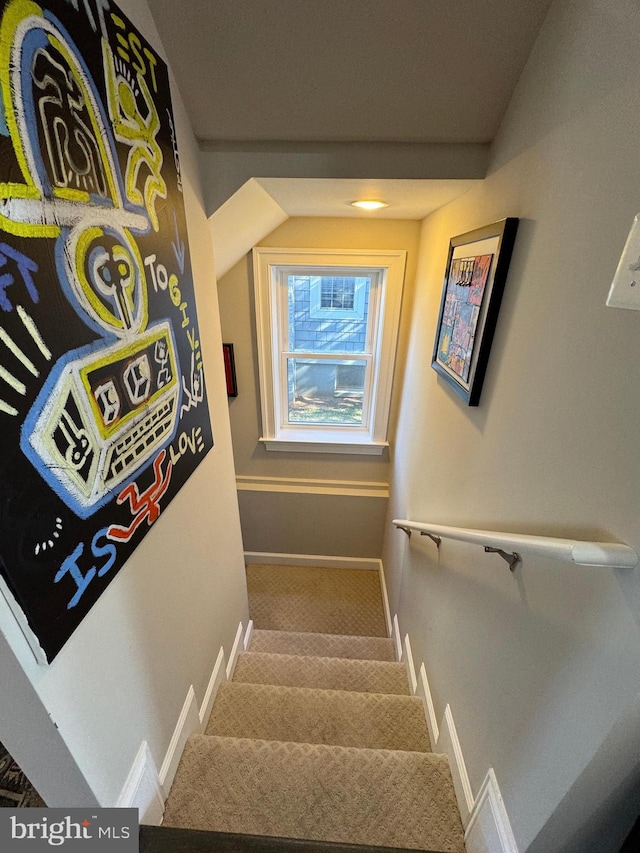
0, 0, 213, 661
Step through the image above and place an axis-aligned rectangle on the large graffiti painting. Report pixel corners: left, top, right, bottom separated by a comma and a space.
0, 0, 214, 661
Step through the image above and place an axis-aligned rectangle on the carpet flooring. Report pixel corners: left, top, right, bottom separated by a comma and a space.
163, 565, 466, 852
164, 736, 463, 852
206, 683, 431, 752
233, 652, 410, 695
246, 564, 388, 637
250, 629, 396, 661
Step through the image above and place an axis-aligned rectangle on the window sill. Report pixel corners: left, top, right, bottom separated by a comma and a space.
259, 435, 389, 455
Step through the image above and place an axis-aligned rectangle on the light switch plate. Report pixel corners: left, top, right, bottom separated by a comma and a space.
607, 213, 640, 309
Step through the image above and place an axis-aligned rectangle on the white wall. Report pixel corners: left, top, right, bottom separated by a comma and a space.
382, 0, 640, 850
0, 0, 248, 808
217, 217, 420, 558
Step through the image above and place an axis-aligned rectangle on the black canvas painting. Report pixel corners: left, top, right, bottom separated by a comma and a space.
0, 0, 213, 661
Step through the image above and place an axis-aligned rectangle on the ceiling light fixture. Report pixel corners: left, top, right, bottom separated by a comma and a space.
350, 199, 388, 211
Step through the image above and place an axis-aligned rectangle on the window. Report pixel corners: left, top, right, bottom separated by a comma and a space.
253, 248, 406, 454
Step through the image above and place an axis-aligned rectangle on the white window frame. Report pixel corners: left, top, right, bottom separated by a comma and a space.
253, 247, 406, 454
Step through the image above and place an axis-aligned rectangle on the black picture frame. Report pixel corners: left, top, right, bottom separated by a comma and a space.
431, 218, 519, 406
223, 343, 238, 397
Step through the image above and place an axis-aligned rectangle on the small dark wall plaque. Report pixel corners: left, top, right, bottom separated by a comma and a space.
223, 344, 238, 397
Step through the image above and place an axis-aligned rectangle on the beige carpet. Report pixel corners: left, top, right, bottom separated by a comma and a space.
163, 564, 466, 851
250, 628, 396, 660
163, 735, 465, 852
207, 682, 431, 752
246, 563, 388, 636
233, 651, 410, 695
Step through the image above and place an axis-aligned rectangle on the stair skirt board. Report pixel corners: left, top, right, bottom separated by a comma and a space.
399, 620, 519, 853
117, 741, 164, 826
465, 770, 519, 853
117, 621, 248, 820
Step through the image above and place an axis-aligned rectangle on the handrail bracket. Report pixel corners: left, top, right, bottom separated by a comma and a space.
397, 525, 413, 539
484, 546, 521, 572
420, 532, 442, 549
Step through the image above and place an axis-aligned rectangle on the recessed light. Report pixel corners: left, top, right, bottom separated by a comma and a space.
350, 199, 388, 210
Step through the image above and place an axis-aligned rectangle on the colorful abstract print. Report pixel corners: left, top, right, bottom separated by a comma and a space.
0, 0, 213, 661
437, 254, 492, 383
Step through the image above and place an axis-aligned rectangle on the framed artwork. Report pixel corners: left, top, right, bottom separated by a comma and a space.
0, 0, 214, 662
432, 218, 519, 406
223, 344, 238, 397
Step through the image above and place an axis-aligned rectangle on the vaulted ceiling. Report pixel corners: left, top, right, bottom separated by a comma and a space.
146, 0, 554, 251
147, 0, 552, 145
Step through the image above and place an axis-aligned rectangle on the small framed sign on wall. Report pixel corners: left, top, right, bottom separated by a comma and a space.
432, 218, 519, 406
223, 344, 238, 397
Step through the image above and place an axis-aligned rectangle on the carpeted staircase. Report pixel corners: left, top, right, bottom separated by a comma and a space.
163, 564, 466, 852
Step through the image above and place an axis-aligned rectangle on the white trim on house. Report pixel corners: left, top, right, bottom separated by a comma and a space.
199, 647, 226, 728
392, 615, 403, 661
226, 621, 246, 681
158, 688, 200, 798
236, 474, 389, 497
403, 633, 418, 694
116, 741, 164, 825
119, 623, 249, 819
244, 551, 382, 570
379, 561, 392, 638
417, 662, 440, 747
392, 601, 517, 847
465, 769, 520, 853
439, 703, 475, 826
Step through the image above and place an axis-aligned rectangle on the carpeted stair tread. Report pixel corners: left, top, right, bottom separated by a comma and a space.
163, 735, 465, 852
233, 652, 410, 695
249, 629, 396, 661
206, 682, 430, 751
246, 564, 387, 636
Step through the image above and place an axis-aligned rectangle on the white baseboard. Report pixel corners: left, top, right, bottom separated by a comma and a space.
244, 551, 381, 570
437, 704, 475, 826
226, 621, 245, 680
403, 633, 418, 695
465, 769, 519, 853
158, 687, 200, 797
199, 647, 226, 728
378, 562, 392, 637
117, 741, 164, 825
121, 628, 244, 816
393, 615, 403, 662
417, 662, 439, 746
244, 620, 254, 650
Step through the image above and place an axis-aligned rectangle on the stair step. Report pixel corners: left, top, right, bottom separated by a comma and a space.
249, 629, 396, 661
206, 682, 430, 751
140, 825, 450, 853
247, 563, 388, 637
163, 735, 465, 852
233, 652, 410, 695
